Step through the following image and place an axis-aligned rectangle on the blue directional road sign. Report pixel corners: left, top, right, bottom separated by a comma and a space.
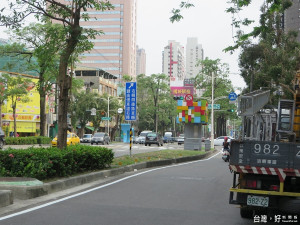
125, 82, 137, 121
228, 92, 237, 101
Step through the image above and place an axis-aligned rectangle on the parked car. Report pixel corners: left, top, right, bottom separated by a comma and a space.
145, 132, 163, 146
51, 132, 80, 147
177, 134, 184, 145
138, 136, 145, 144
132, 136, 138, 144
91, 132, 110, 145
81, 134, 92, 143
0, 127, 5, 149
213, 136, 234, 146
163, 132, 174, 143
138, 130, 152, 144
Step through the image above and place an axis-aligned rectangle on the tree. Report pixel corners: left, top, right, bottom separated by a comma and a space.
88, 93, 120, 136
225, 0, 293, 52
70, 90, 98, 137
194, 58, 236, 136
237, 2, 300, 102
4, 74, 32, 137
137, 74, 176, 134
2, 22, 66, 137
0, 77, 9, 128
0, 0, 113, 148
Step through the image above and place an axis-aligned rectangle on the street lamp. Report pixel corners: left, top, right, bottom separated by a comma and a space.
200, 95, 227, 146
211, 72, 215, 147
99, 96, 110, 135
99, 96, 123, 136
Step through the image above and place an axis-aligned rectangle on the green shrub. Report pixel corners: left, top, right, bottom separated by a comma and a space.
5, 136, 51, 145
0, 145, 114, 180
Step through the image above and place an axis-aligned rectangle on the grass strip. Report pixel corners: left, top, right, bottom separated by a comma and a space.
112, 149, 207, 167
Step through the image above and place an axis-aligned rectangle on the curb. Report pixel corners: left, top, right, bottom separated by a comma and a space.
0, 150, 218, 207
0, 190, 13, 208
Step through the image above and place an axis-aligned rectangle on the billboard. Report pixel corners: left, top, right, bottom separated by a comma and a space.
170, 86, 194, 97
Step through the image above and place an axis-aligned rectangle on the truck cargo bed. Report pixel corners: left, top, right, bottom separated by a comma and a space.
230, 140, 300, 170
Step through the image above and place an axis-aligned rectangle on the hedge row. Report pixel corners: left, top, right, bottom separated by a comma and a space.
5, 136, 52, 145
0, 145, 114, 180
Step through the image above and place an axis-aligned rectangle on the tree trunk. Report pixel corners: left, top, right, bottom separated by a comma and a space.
57, 73, 72, 149
57, 22, 82, 149
0, 102, 2, 128
40, 91, 47, 136
13, 105, 17, 137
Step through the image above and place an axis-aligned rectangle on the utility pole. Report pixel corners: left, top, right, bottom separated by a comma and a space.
108, 96, 110, 136
211, 72, 215, 147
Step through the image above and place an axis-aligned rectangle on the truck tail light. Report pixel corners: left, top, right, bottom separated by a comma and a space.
246, 180, 262, 189
269, 185, 279, 191
246, 180, 257, 188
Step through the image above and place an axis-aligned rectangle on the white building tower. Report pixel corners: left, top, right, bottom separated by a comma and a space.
162, 40, 185, 83
186, 37, 203, 79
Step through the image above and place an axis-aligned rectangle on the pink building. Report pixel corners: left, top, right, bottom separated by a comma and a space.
77, 0, 137, 83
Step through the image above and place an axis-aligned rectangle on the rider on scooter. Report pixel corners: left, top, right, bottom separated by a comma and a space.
223, 136, 230, 153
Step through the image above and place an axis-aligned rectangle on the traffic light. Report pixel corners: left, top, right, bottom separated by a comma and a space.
173, 96, 184, 100
227, 109, 234, 112
101, 111, 105, 115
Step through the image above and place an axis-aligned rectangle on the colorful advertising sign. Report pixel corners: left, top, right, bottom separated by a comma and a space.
170, 86, 194, 97
176, 99, 208, 124
2, 79, 40, 115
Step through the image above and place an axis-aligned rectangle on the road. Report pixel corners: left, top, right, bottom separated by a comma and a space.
107, 142, 185, 157
0, 148, 257, 225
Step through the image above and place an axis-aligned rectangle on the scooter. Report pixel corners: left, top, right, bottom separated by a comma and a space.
222, 148, 230, 162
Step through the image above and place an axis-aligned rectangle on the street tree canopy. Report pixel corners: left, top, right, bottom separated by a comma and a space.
0, 0, 113, 148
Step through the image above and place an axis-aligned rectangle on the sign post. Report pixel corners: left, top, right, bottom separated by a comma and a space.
125, 82, 137, 157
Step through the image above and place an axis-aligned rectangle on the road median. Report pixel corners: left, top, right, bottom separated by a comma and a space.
0, 149, 218, 207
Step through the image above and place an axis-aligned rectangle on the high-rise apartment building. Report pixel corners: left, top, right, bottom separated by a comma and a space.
162, 40, 185, 81
186, 37, 203, 79
284, 1, 300, 43
77, 0, 137, 82
136, 46, 146, 75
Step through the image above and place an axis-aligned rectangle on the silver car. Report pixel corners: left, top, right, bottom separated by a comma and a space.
214, 136, 233, 146
91, 132, 110, 145
81, 134, 92, 143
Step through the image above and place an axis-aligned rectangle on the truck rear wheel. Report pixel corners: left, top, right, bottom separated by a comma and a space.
240, 206, 253, 218
279, 197, 300, 214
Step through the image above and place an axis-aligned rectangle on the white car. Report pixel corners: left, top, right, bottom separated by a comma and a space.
81, 134, 92, 143
214, 136, 234, 146
177, 134, 184, 145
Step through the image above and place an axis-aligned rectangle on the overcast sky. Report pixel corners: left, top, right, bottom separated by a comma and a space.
136, 0, 261, 90
0, 0, 261, 90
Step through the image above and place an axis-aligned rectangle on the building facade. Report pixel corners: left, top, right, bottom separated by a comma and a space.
77, 0, 137, 83
136, 46, 146, 76
162, 40, 185, 82
284, 1, 300, 43
185, 37, 203, 79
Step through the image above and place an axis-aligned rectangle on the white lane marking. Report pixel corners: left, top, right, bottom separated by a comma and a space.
0, 151, 220, 221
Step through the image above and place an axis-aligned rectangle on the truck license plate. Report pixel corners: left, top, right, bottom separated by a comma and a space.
247, 195, 269, 207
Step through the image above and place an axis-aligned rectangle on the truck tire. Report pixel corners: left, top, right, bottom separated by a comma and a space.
240, 206, 253, 218
279, 197, 300, 214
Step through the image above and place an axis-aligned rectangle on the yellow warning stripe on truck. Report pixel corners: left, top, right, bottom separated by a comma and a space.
230, 187, 300, 197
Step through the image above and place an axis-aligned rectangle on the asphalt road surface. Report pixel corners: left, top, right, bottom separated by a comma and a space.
109, 142, 185, 157
0, 149, 262, 225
